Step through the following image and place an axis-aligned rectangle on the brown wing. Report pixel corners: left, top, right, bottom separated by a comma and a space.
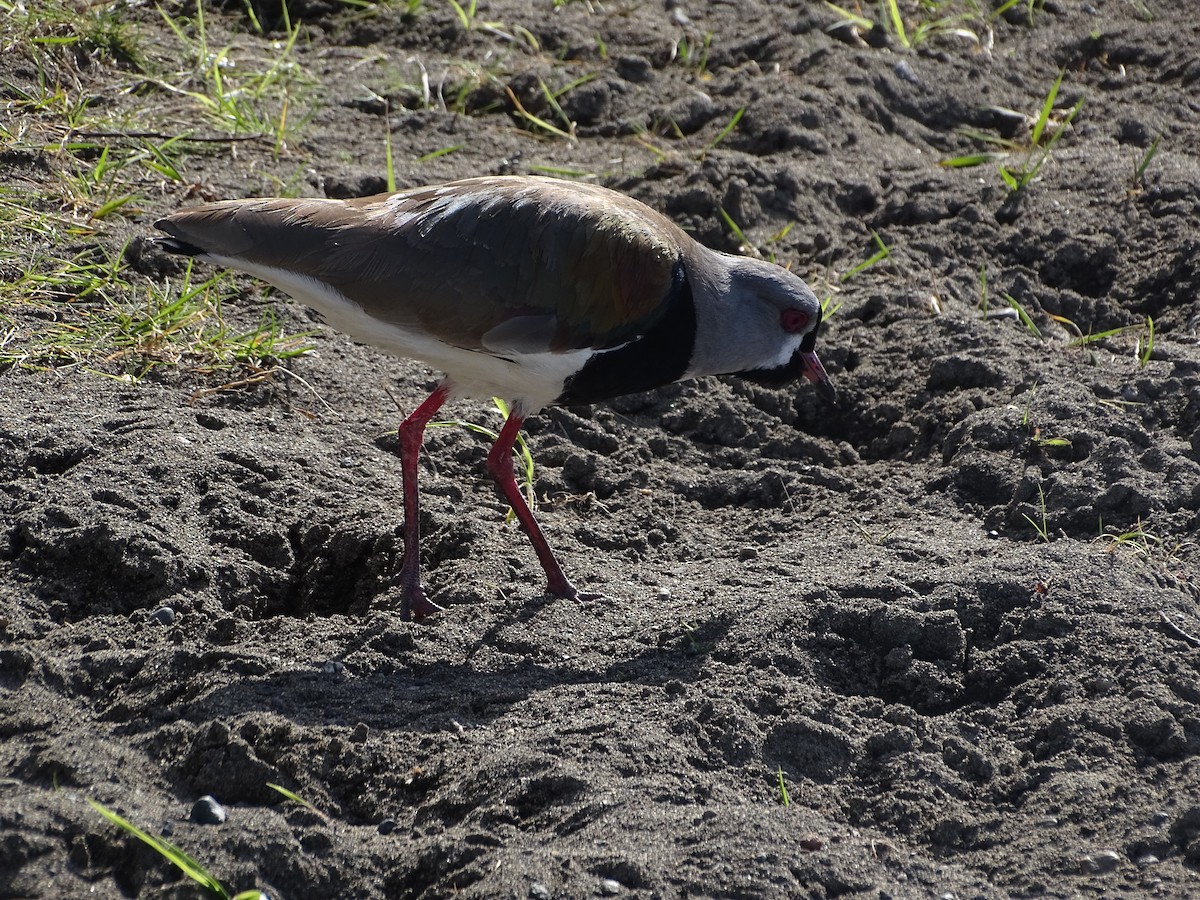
155, 177, 688, 353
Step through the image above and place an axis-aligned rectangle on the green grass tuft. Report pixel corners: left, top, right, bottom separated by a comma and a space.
1, 250, 313, 380
1022, 480, 1050, 542
942, 69, 1084, 195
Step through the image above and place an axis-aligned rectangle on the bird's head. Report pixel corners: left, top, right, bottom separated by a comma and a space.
698, 256, 836, 402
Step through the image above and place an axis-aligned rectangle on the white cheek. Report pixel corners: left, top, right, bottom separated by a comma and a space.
769, 333, 805, 368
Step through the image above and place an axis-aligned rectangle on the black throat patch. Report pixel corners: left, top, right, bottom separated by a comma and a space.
556, 261, 696, 406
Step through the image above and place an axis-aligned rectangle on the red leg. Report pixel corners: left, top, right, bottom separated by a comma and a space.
485, 410, 579, 600
396, 384, 451, 621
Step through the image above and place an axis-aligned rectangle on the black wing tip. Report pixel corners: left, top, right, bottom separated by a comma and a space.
153, 233, 207, 257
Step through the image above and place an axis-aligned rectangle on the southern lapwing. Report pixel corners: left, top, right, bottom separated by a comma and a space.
154, 176, 835, 621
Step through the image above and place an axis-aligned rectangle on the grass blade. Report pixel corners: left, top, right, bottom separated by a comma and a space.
527, 164, 596, 178
718, 207, 759, 257
1068, 323, 1137, 347
884, 0, 909, 47
822, 1, 872, 30
266, 782, 317, 811
141, 139, 183, 181
703, 107, 744, 154
446, 0, 470, 29
1133, 134, 1161, 184
1022, 481, 1050, 542
840, 230, 891, 281
416, 144, 464, 163
91, 195, 136, 220
1031, 69, 1064, 147
505, 86, 574, 140
939, 153, 998, 168
1003, 293, 1042, 340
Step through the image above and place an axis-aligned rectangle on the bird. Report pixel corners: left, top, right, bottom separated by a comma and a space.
153, 176, 835, 622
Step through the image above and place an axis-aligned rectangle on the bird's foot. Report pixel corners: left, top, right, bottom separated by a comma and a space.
548, 578, 603, 603
400, 585, 445, 622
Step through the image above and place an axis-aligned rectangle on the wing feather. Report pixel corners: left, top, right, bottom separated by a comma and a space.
155, 177, 687, 354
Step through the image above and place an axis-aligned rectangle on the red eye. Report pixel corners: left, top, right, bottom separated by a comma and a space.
781, 309, 809, 333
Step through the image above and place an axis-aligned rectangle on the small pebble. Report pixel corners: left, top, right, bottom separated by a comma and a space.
322, 660, 345, 675
1135, 853, 1160, 867
737, 547, 758, 561
190, 795, 227, 825
894, 60, 919, 83
377, 818, 397, 835
1078, 850, 1122, 873
1150, 810, 1171, 826
350, 723, 369, 743
529, 882, 551, 900
151, 606, 176, 625
599, 878, 622, 895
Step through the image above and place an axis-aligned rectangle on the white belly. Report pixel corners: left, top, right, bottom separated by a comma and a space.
211, 255, 595, 412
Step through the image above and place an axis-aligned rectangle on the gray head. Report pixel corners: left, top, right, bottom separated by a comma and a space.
687, 253, 835, 401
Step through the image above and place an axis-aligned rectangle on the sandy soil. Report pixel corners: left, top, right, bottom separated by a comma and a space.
3, 1, 1200, 897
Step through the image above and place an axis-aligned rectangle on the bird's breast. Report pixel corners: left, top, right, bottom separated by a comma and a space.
555, 261, 696, 405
